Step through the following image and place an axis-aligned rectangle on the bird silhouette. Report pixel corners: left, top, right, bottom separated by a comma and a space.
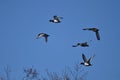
49, 15, 63, 23
72, 42, 89, 47
36, 33, 49, 42
83, 28, 100, 40
81, 53, 95, 66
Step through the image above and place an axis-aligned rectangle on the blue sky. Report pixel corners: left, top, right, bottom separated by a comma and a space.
0, 0, 120, 80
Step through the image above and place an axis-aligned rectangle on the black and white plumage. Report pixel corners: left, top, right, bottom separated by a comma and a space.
36, 33, 49, 42
81, 53, 95, 66
49, 15, 63, 23
83, 28, 100, 40
72, 42, 89, 47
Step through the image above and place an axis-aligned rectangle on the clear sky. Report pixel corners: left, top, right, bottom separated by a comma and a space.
0, 0, 120, 80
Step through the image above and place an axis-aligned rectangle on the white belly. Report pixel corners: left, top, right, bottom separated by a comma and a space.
84, 62, 89, 66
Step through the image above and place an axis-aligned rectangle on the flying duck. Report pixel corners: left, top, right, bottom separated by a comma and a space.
83, 28, 100, 40
36, 33, 49, 42
49, 15, 63, 23
81, 53, 95, 66
72, 42, 89, 47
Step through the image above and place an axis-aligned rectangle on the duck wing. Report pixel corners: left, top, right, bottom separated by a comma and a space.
72, 45, 78, 47
53, 16, 59, 20
82, 54, 87, 62
72, 43, 81, 47
88, 55, 95, 63
59, 17, 63, 19
83, 28, 92, 30
44, 36, 48, 42
36, 33, 44, 39
95, 31, 100, 40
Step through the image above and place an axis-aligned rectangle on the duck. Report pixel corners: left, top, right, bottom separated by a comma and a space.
72, 42, 89, 47
36, 33, 49, 42
80, 53, 95, 66
83, 28, 100, 40
49, 15, 63, 23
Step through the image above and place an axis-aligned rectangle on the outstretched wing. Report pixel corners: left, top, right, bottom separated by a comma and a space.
53, 16, 59, 20
72, 45, 78, 47
88, 55, 95, 63
95, 31, 100, 40
72, 43, 80, 47
45, 36, 48, 42
82, 54, 87, 62
59, 17, 63, 19
54, 15, 63, 20
36, 33, 44, 39
83, 28, 91, 30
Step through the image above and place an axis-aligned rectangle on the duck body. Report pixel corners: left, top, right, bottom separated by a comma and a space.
83, 28, 100, 40
49, 15, 63, 23
72, 42, 89, 47
80, 53, 95, 66
36, 33, 49, 42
